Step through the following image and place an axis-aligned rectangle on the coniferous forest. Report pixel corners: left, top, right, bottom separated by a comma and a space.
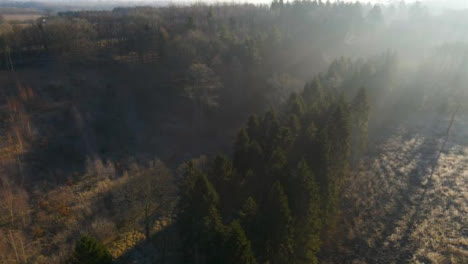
0, 1, 468, 263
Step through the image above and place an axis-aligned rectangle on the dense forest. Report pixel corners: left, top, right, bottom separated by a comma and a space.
0, 1, 467, 263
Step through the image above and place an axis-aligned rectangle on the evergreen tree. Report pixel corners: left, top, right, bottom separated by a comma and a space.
187, 16, 195, 29
312, 126, 330, 198
234, 128, 250, 173
277, 126, 295, 150
239, 196, 260, 254
209, 154, 236, 217
223, 220, 258, 264
247, 114, 261, 142
351, 87, 370, 165
288, 114, 301, 135
267, 147, 288, 183
291, 160, 322, 264
367, 5, 383, 24
325, 98, 351, 231
177, 162, 222, 262
203, 205, 227, 263
302, 77, 324, 110
241, 169, 260, 201
207, 7, 214, 22
69, 235, 112, 264
210, 154, 234, 185
328, 98, 351, 173
261, 109, 279, 141
261, 109, 281, 156
270, 0, 279, 10
177, 73, 355, 264
261, 181, 294, 264
286, 92, 305, 117
246, 140, 264, 177
239, 197, 258, 223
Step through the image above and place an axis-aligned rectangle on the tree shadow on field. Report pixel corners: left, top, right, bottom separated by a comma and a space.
330, 136, 436, 264
114, 222, 181, 264
365, 117, 451, 263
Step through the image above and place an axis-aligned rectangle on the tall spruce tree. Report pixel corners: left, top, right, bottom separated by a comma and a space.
325, 97, 351, 231
302, 77, 324, 110
350, 87, 370, 165
234, 128, 250, 174
223, 220, 258, 264
291, 160, 322, 264
239, 196, 261, 255
261, 181, 294, 264
178, 162, 223, 263
247, 114, 261, 142
209, 154, 236, 216
286, 92, 305, 117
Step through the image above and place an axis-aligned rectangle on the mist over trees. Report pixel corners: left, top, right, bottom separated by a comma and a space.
0, 0, 467, 263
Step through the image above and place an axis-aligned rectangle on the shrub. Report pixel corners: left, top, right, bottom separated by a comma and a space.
69, 235, 112, 264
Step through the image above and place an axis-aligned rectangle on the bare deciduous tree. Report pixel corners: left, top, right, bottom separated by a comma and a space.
113, 159, 176, 239
185, 63, 222, 111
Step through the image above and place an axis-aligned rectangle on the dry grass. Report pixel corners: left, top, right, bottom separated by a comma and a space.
325, 111, 468, 263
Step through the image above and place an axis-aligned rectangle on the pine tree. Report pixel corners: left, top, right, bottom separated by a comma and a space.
203, 205, 227, 263
277, 126, 294, 150
286, 92, 305, 117
246, 140, 264, 177
325, 97, 351, 232
210, 154, 234, 185
187, 16, 195, 29
234, 128, 250, 173
260, 110, 281, 157
288, 114, 301, 135
266, 118, 281, 155
242, 169, 257, 199
239, 196, 260, 254
261, 181, 294, 264
270, 0, 279, 10
302, 77, 324, 110
291, 160, 322, 264
239, 197, 257, 222
177, 163, 222, 262
247, 114, 261, 142
209, 154, 234, 192
310, 126, 329, 195
69, 235, 112, 264
351, 87, 369, 165
223, 220, 258, 264
328, 97, 351, 174
209, 154, 236, 217
267, 147, 287, 183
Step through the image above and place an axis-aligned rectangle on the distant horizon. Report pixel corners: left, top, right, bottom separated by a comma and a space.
0, 0, 465, 5
0, 0, 467, 12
